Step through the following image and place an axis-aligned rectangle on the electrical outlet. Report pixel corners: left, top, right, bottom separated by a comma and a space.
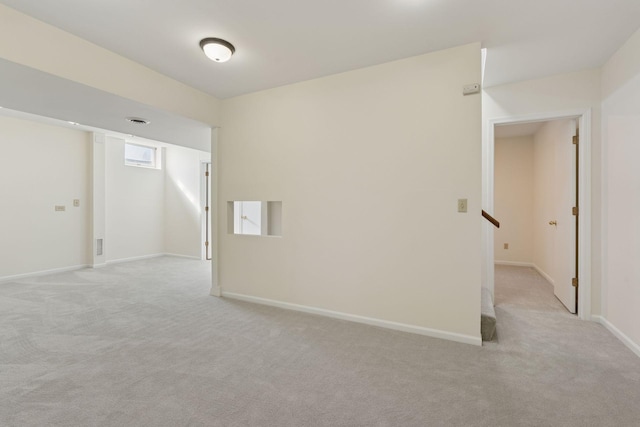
55, 205, 66, 212
73, 199, 80, 207
504, 243, 509, 249
463, 83, 481, 95
457, 199, 467, 213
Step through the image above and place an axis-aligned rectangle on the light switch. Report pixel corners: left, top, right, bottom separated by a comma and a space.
73, 199, 80, 207
457, 199, 467, 213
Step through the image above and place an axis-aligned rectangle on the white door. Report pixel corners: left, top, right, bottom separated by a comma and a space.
551, 120, 578, 313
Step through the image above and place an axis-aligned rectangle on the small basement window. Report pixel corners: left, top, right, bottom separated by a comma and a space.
125, 142, 158, 168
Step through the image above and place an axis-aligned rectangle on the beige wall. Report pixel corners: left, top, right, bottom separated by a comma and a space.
0, 116, 90, 278
219, 43, 482, 343
494, 136, 534, 264
601, 27, 640, 353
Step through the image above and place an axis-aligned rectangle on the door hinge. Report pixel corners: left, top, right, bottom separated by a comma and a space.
205, 241, 209, 246
572, 206, 579, 216
572, 135, 579, 145
572, 277, 578, 287
205, 171, 209, 177
205, 206, 209, 212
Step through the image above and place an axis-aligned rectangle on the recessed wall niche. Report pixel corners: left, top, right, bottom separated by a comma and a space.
227, 201, 282, 236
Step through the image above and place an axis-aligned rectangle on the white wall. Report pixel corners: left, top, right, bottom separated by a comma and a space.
164, 144, 210, 258
483, 68, 602, 314
0, 116, 90, 278
219, 43, 482, 343
601, 27, 640, 352
104, 136, 210, 262
494, 136, 534, 264
0, 119, 208, 272
91, 133, 107, 267
105, 136, 165, 262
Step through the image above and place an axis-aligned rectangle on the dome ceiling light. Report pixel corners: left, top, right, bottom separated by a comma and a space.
200, 38, 235, 63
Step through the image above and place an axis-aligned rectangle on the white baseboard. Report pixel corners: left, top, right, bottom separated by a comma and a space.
2, 254, 203, 281
108, 253, 202, 264
164, 253, 202, 261
532, 264, 554, 286
0, 264, 89, 283
106, 253, 165, 265
592, 315, 640, 359
221, 291, 482, 346
495, 261, 534, 267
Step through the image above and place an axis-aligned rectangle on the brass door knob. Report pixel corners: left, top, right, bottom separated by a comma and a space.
549, 220, 557, 226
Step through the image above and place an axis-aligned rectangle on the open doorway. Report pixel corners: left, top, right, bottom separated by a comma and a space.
493, 118, 578, 313
483, 110, 592, 320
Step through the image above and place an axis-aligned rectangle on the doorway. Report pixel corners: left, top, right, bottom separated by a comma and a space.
483, 109, 592, 320
493, 118, 578, 313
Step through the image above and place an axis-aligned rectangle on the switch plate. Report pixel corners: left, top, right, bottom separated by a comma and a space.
73, 199, 80, 207
55, 205, 66, 212
457, 199, 467, 213
504, 243, 509, 249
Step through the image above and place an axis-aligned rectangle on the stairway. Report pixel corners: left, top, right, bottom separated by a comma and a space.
481, 287, 496, 341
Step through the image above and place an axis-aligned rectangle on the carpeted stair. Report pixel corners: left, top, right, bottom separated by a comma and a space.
481, 287, 496, 341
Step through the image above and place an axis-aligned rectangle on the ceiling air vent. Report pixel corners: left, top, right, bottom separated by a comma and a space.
125, 117, 150, 125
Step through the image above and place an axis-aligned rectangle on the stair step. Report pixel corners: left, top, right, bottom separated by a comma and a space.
481, 287, 496, 342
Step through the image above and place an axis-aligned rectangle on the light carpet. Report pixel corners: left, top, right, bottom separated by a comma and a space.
1, 258, 639, 426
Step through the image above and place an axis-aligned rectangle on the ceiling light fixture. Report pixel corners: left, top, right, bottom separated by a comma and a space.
68, 121, 79, 126
200, 38, 235, 63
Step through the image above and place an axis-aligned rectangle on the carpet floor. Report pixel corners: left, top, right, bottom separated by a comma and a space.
1, 258, 639, 426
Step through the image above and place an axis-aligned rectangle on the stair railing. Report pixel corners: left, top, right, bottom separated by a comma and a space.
482, 210, 500, 228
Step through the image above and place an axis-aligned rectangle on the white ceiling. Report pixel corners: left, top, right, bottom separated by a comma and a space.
2, 0, 639, 99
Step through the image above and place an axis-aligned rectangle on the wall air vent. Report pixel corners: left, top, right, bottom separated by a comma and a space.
125, 117, 150, 125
